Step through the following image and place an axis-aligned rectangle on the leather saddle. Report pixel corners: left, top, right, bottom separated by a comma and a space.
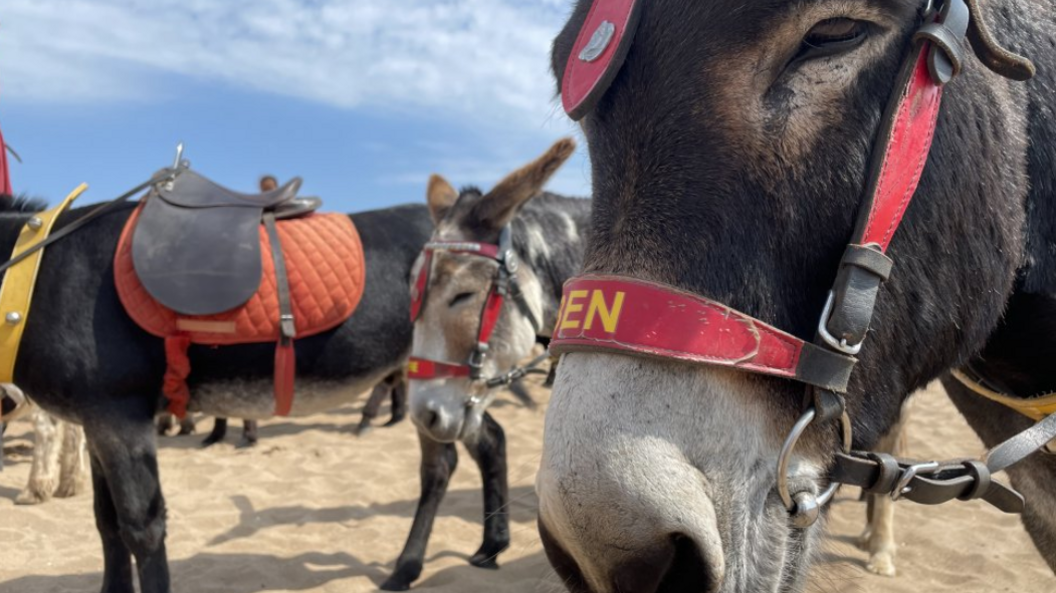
132, 170, 320, 316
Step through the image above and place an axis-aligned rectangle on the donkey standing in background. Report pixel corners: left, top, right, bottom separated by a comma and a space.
382, 138, 590, 591
0, 180, 432, 591
2, 384, 90, 504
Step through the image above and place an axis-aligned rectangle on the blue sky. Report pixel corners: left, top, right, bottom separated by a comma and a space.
0, 0, 591, 212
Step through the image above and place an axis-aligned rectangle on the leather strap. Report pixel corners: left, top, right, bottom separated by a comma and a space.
914, 0, 970, 85
0, 184, 87, 383
964, 0, 1036, 81
951, 367, 1056, 421
562, 0, 645, 120
550, 276, 856, 392
832, 452, 1024, 513
263, 212, 296, 415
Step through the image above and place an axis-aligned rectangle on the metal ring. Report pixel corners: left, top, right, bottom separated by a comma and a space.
777, 406, 853, 512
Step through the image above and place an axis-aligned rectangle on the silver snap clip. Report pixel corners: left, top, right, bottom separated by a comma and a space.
5, 312, 23, 325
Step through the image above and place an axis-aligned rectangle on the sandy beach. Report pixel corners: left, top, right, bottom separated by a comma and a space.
1, 379, 1052, 593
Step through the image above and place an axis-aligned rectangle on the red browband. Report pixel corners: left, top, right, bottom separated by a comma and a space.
553, 11, 955, 393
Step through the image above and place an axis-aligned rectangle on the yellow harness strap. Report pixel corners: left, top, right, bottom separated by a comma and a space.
0, 184, 87, 383
951, 368, 1056, 421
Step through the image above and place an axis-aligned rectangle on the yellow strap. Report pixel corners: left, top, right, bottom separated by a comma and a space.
951, 368, 1056, 421
0, 184, 87, 383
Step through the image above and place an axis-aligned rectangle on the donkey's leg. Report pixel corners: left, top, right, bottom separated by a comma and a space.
55, 421, 89, 498
87, 417, 171, 593
91, 453, 136, 593
237, 420, 259, 448
201, 417, 228, 447
465, 413, 510, 569
381, 434, 458, 591
356, 382, 390, 436
385, 372, 408, 427
17, 407, 61, 505
859, 408, 907, 576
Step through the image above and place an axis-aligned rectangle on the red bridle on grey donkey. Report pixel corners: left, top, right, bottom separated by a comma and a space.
408, 227, 549, 392
551, 0, 1050, 528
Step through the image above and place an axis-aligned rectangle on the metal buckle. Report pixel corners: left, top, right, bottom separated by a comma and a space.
817, 291, 864, 356
891, 461, 941, 501
777, 405, 853, 528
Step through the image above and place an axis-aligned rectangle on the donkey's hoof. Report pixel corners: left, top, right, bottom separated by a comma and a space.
236, 437, 258, 449
380, 570, 416, 591
866, 551, 896, 577
469, 554, 500, 570
469, 547, 506, 570
15, 487, 50, 505
856, 529, 873, 550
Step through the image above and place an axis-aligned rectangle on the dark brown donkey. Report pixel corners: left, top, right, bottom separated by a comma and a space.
537, 0, 1056, 591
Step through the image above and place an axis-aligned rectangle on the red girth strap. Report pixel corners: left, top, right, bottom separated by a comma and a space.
550, 276, 854, 392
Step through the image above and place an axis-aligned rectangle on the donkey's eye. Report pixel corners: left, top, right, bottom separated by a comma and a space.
449, 292, 475, 307
797, 18, 868, 61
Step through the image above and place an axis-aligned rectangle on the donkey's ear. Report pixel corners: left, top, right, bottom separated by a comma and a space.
426, 174, 459, 224
477, 138, 577, 229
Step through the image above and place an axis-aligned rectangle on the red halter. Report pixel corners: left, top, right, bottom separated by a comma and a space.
553, 3, 952, 396
409, 227, 541, 383
549, 0, 1048, 526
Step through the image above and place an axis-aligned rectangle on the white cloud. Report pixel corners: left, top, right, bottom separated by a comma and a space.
0, 0, 575, 130
0, 0, 593, 199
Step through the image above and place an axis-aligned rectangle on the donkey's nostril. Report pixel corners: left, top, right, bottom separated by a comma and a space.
424, 409, 440, 430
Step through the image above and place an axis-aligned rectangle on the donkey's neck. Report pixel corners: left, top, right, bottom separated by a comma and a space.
512, 192, 591, 336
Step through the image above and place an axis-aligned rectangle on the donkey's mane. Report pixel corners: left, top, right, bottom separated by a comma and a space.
0, 194, 48, 214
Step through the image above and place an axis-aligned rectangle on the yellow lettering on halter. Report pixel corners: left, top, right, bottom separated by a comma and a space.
583, 291, 625, 333
408, 360, 420, 374
559, 290, 589, 330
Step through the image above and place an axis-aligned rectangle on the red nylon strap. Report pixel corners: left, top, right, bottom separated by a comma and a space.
562, 0, 644, 120
477, 287, 505, 348
858, 45, 943, 251
408, 357, 472, 380
410, 250, 433, 321
274, 342, 295, 416
163, 335, 192, 418
0, 124, 11, 196
551, 276, 804, 378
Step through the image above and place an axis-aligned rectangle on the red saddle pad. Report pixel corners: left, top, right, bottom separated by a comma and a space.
114, 204, 366, 415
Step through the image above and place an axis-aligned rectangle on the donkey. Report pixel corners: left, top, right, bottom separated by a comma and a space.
0, 185, 432, 592
381, 138, 589, 591
535, 0, 1056, 591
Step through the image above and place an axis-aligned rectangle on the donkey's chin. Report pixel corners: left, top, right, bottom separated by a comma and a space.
408, 380, 474, 443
